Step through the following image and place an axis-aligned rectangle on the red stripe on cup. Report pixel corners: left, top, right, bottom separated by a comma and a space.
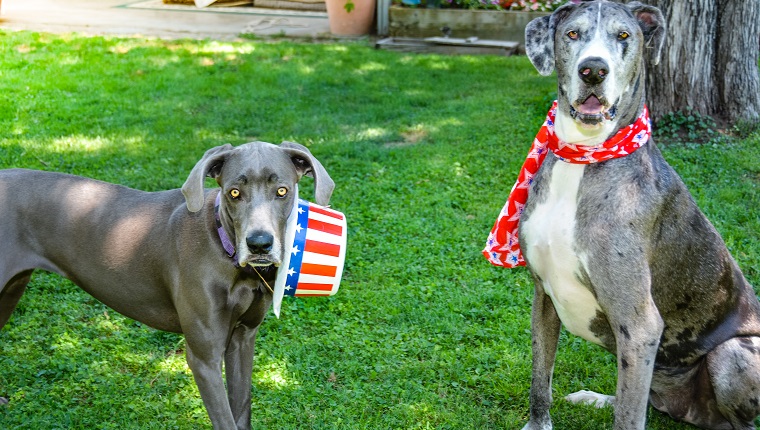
299, 263, 337, 277
309, 205, 344, 220
304, 239, 341, 257
296, 283, 334, 292
307, 219, 343, 236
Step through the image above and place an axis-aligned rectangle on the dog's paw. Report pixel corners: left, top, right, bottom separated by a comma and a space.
521, 421, 552, 430
565, 390, 615, 408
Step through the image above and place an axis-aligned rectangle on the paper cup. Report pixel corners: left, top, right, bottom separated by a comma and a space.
273, 191, 347, 317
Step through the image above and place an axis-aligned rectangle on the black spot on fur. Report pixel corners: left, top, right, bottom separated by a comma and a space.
632, 74, 641, 97
739, 337, 760, 354
676, 328, 694, 343
588, 310, 615, 351
619, 325, 631, 340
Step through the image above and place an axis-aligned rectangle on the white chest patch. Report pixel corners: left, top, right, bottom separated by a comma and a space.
521, 161, 604, 346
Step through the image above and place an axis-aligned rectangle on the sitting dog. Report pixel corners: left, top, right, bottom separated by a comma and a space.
484, 1, 760, 429
0, 141, 334, 430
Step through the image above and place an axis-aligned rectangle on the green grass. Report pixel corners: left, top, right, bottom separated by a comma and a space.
0, 30, 758, 429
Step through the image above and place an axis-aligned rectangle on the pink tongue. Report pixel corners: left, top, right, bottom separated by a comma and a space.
578, 95, 603, 115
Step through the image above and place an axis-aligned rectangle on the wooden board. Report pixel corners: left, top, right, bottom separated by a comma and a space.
375, 37, 518, 56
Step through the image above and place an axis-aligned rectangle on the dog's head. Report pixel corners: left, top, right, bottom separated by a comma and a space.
182, 141, 334, 269
525, 1, 665, 140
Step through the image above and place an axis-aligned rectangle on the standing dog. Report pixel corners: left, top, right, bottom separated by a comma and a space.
0, 141, 334, 430
517, 1, 760, 429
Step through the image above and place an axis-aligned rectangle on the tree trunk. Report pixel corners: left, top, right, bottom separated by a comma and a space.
716, 0, 760, 122
623, 0, 760, 124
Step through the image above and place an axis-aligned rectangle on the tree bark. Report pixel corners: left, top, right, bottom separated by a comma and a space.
623, 0, 760, 124
716, 0, 760, 122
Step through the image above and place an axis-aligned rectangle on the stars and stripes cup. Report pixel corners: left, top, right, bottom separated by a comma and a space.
272, 188, 347, 317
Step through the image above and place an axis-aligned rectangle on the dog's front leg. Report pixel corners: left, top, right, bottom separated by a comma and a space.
185, 340, 239, 430
225, 325, 258, 430
609, 307, 662, 430
593, 266, 664, 430
524, 278, 562, 430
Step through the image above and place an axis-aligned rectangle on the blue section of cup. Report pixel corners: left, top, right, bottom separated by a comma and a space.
283, 199, 310, 296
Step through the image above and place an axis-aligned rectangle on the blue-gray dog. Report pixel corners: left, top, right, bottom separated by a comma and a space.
0, 141, 334, 429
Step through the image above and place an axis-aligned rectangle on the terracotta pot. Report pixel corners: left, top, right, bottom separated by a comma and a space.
325, 0, 376, 36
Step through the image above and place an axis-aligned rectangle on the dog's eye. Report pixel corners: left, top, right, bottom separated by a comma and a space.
618, 31, 630, 40
276, 187, 288, 197
567, 30, 579, 40
229, 189, 240, 199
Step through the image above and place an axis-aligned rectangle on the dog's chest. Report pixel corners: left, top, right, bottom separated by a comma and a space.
521, 161, 605, 346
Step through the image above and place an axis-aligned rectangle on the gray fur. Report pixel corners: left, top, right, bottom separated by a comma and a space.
0, 141, 334, 430
520, 2, 760, 429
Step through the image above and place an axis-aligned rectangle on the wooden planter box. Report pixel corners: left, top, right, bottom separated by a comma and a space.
387, 6, 548, 48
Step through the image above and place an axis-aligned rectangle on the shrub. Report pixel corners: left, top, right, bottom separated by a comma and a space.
499, 0, 568, 11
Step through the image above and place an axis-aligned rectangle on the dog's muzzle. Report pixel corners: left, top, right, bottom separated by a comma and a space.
570, 57, 617, 125
243, 232, 279, 267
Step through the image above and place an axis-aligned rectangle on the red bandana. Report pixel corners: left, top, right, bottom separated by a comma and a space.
483, 100, 651, 267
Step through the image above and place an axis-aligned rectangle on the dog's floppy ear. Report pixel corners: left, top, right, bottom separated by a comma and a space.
525, 3, 577, 76
279, 141, 335, 207
525, 15, 555, 76
627, 1, 666, 65
181, 144, 235, 213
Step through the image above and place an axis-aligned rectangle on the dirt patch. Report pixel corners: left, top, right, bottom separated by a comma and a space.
383, 129, 428, 148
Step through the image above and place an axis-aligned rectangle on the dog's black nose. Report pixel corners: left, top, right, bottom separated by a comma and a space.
246, 232, 273, 254
578, 57, 609, 85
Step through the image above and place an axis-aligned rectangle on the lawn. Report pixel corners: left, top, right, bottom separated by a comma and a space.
0, 30, 758, 429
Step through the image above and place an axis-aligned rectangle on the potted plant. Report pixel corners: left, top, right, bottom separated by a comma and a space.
325, 0, 377, 36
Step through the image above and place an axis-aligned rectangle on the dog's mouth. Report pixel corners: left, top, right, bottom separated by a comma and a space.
570, 95, 617, 125
239, 255, 280, 269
